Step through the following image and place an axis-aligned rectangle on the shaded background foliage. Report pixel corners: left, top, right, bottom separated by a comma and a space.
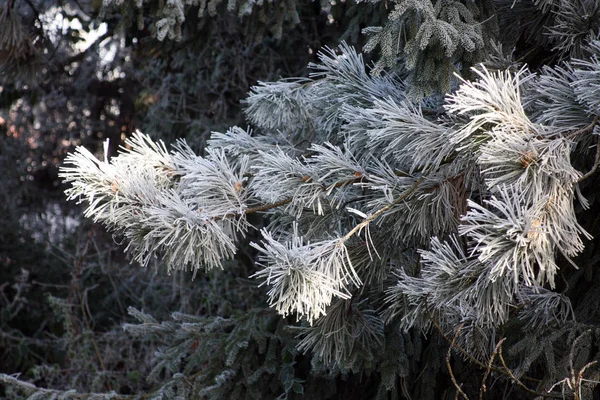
0, 0, 342, 394
3, 0, 600, 399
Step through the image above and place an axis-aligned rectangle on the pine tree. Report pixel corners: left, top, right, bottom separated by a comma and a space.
4, 0, 600, 399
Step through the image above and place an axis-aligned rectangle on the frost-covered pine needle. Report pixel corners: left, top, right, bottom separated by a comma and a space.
251, 226, 360, 325
60, 131, 251, 273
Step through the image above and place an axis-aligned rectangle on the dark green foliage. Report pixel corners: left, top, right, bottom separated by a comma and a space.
363, 0, 499, 99
123, 307, 304, 399
0, 0, 339, 397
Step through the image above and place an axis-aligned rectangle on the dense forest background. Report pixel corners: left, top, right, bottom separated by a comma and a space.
2, 0, 600, 399
0, 0, 335, 393
0, 0, 379, 396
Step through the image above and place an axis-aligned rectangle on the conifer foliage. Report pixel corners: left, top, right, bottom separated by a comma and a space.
4, 0, 600, 399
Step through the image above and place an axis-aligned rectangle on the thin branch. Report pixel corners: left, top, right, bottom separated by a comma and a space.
575, 361, 598, 400
479, 338, 505, 400
71, 238, 111, 391
497, 342, 570, 399
71, 0, 92, 18
244, 197, 293, 215
447, 323, 470, 400
64, 29, 112, 66
577, 361, 597, 383
219, 171, 410, 221
424, 299, 574, 400
425, 298, 492, 371
569, 330, 591, 377
578, 138, 600, 182
565, 116, 599, 139
23, 0, 44, 34
341, 176, 423, 242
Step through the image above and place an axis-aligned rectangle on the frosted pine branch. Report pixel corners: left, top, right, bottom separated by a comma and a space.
60, 131, 251, 272
445, 65, 536, 144
250, 226, 358, 325
59, 43, 600, 372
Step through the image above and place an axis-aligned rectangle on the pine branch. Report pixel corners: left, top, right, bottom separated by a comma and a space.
341, 176, 423, 242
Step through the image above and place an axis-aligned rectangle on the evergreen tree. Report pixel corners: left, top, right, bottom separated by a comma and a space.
3, 1, 600, 399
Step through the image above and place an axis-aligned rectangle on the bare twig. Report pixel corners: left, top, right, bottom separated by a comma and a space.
341, 177, 423, 242
575, 361, 598, 400
447, 323, 470, 400
578, 138, 600, 182
424, 300, 570, 399
71, 237, 112, 391
566, 116, 599, 139
569, 330, 591, 377
479, 338, 505, 400
425, 299, 492, 371
497, 342, 568, 399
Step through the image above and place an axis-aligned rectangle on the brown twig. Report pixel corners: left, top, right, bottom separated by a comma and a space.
578, 137, 600, 182
565, 116, 599, 139
244, 197, 293, 214
479, 338, 505, 400
569, 330, 591, 377
71, 237, 111, 391
575, 361, 598, 400
341, 177, 423, 242
425, 299, 492, 371
219, 173, 420, 228
424, 300, 571, 399
447, 323, 470, 400
214, 198, 293, 221
216, 173, 370, 221
497, 342, 568, 399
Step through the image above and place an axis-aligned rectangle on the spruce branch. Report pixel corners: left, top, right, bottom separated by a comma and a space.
0, 373, 134, 399
496, 342, 571, 399
423, 298, 569, 393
